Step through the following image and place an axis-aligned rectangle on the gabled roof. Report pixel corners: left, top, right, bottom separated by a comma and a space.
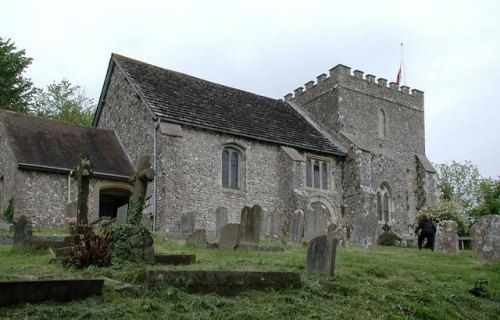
96, 54, 346, 156
0, 110, 134, 179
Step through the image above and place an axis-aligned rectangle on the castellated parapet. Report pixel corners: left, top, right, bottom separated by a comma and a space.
284, 64, 424, 111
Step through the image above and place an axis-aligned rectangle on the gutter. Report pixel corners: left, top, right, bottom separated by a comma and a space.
18, 163, 131, 181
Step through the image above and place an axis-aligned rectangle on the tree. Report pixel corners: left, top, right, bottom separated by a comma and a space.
0, 37, 35, 112
434, 161, 482, 213
472, 178, 500, 217
30, 79, 96, 126
416, 200, 469, 236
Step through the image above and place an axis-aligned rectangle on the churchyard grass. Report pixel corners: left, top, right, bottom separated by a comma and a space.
0, 235, 499, 319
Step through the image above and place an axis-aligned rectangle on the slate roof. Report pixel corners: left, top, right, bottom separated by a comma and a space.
107, 54, 346, 156
0, 110, 134, 178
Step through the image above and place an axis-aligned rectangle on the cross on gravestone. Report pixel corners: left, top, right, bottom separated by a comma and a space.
240, 204, 261, 245
75, 153, 93, 226
128, 155, 155, 225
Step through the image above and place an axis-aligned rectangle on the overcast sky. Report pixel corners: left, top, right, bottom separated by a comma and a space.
2, 0, 499, 178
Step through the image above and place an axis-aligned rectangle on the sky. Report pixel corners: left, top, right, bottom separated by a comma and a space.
1, 0, 499, 178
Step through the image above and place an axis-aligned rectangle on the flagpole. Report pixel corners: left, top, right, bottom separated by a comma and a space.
400, 43, 406, 86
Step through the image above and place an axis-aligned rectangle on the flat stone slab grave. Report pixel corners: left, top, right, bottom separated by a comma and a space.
0, 279, 104, 306
145, 270, 301, 295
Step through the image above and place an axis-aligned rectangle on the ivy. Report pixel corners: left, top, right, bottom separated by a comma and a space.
2, 197, 14, 223
111, 223, 149, 262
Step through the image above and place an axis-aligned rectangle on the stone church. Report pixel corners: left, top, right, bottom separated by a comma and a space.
0, 53, 437, 245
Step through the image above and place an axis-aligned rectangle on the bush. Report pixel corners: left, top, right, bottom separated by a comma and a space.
2, 197, 14, 223
64, 227, 112, 268
416, 200, 469, 235
377, 231, 398, 246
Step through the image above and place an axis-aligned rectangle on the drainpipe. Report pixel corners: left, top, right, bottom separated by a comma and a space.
152, 120, 160, 232
67, 170, 73, 204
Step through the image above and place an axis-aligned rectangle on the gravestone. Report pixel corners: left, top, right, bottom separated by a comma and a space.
306, 235, 338, 276
259, 208, 269, 240
240, 204, 261, 245
434, 220, 459, 254
330, 226, 348, 248
173, 210, 197, 234
116, 204, 128, 225
219, 223, 241, 250
304, 203, 328, 243
13, 215, 32, 248
471, 214, 500, 261
288, 209, 304, 244
269, 210, 282, 243
215, 207, 228, 237
140, 213, 152, 231
75, 153, 93, 226
186, 229, 207, 246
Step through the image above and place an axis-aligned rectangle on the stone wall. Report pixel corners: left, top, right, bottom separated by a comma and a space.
0, 120, 17, 214
156, 125, 343, 232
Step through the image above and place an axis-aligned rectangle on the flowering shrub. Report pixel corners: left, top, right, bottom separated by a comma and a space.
415, 200, 469, 235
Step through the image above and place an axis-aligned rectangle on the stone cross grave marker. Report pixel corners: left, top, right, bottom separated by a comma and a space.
304, 203, 328, 243
128, 155, 155, 225
215, 206, 228, 237
75, 153, 93, 226
269, 210, 282, 243
306, 234, 338, 276
240, 204, 261, 245
13, 215, 33, 249
288, 209, 304, 244
219, 223, 241, 250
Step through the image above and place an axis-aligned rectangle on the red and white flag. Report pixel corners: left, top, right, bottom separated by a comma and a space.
396, 67, 402, 85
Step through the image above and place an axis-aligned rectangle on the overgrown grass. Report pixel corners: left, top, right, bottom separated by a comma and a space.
0, 236, 499, 320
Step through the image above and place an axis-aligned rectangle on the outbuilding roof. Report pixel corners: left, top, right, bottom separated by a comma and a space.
0, 110, 134, 178
100, 54, 346, 156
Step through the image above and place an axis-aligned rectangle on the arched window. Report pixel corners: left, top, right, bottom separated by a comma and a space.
378, 108, 387, 138
377, 184, 392, 222
222, 146, 244, 190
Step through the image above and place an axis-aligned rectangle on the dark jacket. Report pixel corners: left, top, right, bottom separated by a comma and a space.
415, 219, 436, 234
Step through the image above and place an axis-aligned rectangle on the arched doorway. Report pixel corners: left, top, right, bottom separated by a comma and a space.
99, 187, 130, 219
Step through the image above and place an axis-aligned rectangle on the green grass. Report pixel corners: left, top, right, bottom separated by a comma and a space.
0, 236, 499, 320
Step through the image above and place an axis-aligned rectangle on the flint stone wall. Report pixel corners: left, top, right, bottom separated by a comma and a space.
472, 215, 500, 261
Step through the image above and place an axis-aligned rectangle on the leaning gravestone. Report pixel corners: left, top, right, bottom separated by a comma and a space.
215, 207, 228, 237
304, 204, 328, 243
288, 209, 304, 244
306, 235, 338, 276
240, 204, 261, 245
259, 208, 269, 240
434, 220, 459, 254
219, 223, 241, 250
269, 210, 282, 243
186, 229, 207, 247
173, 210, 197, 234
471, 214, 500, 261
14, 215, 33, 249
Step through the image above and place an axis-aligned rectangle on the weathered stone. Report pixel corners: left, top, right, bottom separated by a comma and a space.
240, 204, 261, 245
215, 206, 228, 237
219, 223, 241, 250
434, 220, 459, 254
13, 215, 32, 248
304, 204, 328, 243
306, 235, 337, 276
144, 246, 155, 264
330, 226, 349, 248
75, 153, 93, 226
128, 155, 155, 224
288, 209, 304, 244
259, 208, 269, 240
173, 210, 197, 234
116, 204, 128, 226
327, 223, 338, 233
140, 213, 152, 231
186, 229, 207, 246
144, 270, 301, 295
269, 210, 282, 243
154, 254, 196, 265
471, 215, 500, 261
